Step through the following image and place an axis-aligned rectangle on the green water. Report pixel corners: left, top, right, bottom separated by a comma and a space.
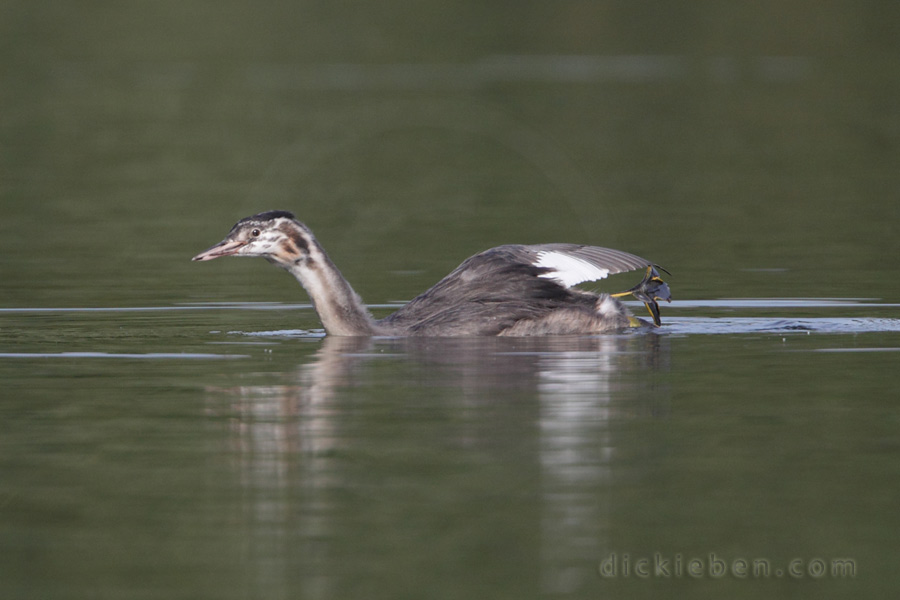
2, 2, 900, 599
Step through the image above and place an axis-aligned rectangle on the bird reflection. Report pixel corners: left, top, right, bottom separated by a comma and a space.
203, 333, 669, 598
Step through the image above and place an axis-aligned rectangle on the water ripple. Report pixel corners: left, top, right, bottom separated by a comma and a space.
664, 317, 900, 335
0, 352, 249, 360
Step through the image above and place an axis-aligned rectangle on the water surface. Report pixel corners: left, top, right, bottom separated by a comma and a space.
2, 298, 898, 598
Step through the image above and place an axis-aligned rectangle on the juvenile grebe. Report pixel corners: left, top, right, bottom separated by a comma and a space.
192, 211, 671, 336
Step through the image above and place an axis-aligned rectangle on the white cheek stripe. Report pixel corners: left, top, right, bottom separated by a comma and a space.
534, 251, 610, 288
237, 231, 282, 255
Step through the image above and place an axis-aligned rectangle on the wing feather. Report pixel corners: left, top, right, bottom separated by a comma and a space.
526, 243, 652, 287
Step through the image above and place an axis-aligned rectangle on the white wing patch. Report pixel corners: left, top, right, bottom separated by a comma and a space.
534, 251, 611, 288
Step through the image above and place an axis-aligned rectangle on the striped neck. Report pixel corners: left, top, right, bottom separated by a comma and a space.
284, 236, 377, 336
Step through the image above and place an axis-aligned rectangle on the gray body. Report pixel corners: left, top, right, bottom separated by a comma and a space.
378, 245, 637, 336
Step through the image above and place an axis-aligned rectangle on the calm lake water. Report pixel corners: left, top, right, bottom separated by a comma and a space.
2, 2, 899, 599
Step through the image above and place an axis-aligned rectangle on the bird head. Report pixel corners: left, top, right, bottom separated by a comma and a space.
191, 210, 311, 268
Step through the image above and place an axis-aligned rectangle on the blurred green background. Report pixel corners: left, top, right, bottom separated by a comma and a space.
2, 1, 898, 310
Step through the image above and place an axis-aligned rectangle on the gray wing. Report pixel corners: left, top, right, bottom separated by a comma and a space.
378, 244, 655, 335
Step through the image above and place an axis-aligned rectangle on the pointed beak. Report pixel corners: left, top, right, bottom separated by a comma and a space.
192, 239, 247, 262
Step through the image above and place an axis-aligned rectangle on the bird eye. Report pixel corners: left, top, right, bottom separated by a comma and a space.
251, 229, 261, 237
